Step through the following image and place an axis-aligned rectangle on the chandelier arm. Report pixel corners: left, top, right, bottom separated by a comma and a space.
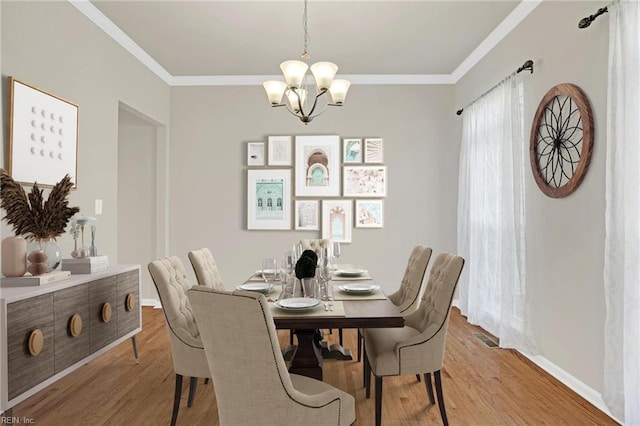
305, 88, 327, 118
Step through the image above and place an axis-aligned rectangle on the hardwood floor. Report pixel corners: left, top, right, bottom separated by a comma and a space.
11, 307, 616, 425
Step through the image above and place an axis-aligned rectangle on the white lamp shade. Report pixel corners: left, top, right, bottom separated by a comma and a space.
286, 88, 307, 112
329, 79, 351, 104
263, 81, 287, 105
280, 60, 308, 89
310, 62, 338, 91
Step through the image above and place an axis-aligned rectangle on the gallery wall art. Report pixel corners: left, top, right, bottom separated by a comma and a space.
295, 135, 341, 197
247, 169, 291, 230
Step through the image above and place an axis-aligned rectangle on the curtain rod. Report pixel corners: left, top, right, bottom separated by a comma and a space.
455, 59, 533, 116
578, 5, 608, 28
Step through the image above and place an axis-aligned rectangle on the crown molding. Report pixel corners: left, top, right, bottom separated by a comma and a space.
69, 0, 541, 87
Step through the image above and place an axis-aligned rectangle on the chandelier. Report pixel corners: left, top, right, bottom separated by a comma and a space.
263, 0, 350, 124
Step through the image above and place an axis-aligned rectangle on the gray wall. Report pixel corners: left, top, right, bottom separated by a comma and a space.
1, 2, 170, 265
454, 1, 609, 394
169, 84, 459, 290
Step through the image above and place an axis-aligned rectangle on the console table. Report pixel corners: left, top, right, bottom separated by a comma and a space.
0, 265, 141, 417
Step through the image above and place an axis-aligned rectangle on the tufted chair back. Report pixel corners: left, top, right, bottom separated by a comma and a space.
148, 256, 210, 379
300, 239, 330, 258
402, 252, 465, 373
188, 247, 225, 290
188, 286, 356, 425
387, 245, 433, 314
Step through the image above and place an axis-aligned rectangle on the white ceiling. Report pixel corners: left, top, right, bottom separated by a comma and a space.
82, 0, 540, 85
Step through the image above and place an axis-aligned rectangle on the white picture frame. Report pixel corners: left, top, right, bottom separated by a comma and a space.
247, 169, 291, 230
268, 135, 292, 166
322, 199, 352, 243
294, 200, 320, 230
247, 142, 265, 166
343, 138, 362, 163
355, 199, 384, 228
343, 166, 387, 197
364, 138, 384, 163
8, 77, 79, 187
295, 135, 341, 197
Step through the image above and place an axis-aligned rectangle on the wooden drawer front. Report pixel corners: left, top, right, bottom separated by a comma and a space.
7, 294, 55, 400
89, 276, 118, 352
116, 270, 139, 337
54, 284, 90, 373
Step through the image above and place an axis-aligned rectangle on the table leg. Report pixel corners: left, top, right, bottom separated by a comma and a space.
289, 329, 323, 381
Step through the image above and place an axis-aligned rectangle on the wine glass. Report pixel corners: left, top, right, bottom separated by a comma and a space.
318, 255, 333, 309
331, 242, 341, 269
261, 258, 277, 293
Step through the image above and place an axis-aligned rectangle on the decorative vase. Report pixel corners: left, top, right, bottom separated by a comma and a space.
27, 238, 62, 273
1, 236, 27, 277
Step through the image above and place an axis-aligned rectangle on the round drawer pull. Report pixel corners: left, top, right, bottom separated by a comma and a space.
125, 293, 135, 312
101, 303, 112, 323
69, 313, 83, 337
28, 329, 44, 356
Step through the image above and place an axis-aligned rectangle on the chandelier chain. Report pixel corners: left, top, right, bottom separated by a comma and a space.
302, 0, 310, 61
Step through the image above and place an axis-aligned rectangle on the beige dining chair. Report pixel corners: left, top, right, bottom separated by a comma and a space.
187, 286, 356, 426
188, 247, 226, 290
148, 256, 212, 426
363, 252, 464, 426
357, 245, 433, 362
300, 238, 330, 257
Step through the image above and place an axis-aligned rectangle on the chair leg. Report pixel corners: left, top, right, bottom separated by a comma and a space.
375, 376, 383, 426
171, 374, 183, 426
416, 374, 422, 382
339, 328, 344, 346
424, 373, 435, 404
434, 370, 449, 426
357, 329, 362, 362
187, 376, 198, 407
363, 346, 370, 392
204, 378, 210, 385
289, 330, 294, 345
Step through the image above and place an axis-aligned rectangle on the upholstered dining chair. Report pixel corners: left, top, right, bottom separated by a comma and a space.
357, 245, 433, 362
363, 252, 464, 426
300, 238, 330, 257
187, 247, 226, 290
187, 286, 356, 426
148, 256, 211, 426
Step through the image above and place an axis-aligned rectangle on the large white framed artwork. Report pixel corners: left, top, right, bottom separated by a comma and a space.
8, 77, 79, 187
295, 135, 341, 196
247, 169, 291, 230
343, 166, 387, 197
322, 200, 352, 243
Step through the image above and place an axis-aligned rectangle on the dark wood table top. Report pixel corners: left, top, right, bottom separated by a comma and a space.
271, 294, 404, 330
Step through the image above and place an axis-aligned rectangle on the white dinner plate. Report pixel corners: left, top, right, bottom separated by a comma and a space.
335, 268, 368, 277
255, 269, 277, 276
237, 283, 271, 293
275, 298, 321, 311
338, 283, 379, 293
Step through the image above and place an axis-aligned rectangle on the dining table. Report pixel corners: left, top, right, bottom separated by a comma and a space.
242, 267, 404, 381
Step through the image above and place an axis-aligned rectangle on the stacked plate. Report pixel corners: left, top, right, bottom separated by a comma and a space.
337, 283, 380, 294
335, 268, 368, 277
274, 297, 321, 312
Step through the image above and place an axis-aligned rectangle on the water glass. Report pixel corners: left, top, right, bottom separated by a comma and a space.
301, 277, 318, 298
262, 258, 277, 292
332, 241, 341, 269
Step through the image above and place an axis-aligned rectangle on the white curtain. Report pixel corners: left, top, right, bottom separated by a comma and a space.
603, 1, 640, 423
457, 75, 538, 354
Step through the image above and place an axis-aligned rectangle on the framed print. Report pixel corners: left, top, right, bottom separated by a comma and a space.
268, 135, 292, 166
295, 135, 341, 196
295, 200, 319, 230
322, 200, 352, 243
355, 200, 384, 228
247, 142, 265, 166
247, 169, 291, 230
364, 138, 384, 163
343, 138, 362, 163
8, 77, 79, 187
343, 166, 387, 197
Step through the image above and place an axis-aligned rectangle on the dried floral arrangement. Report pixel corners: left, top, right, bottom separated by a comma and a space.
0, 170, 79, 240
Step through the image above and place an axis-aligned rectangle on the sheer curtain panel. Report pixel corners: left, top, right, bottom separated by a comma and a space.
603, 1, 640, 423
457, 75, 537, 355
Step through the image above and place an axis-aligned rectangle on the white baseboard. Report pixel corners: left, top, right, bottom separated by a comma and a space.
141, 298, 162, 308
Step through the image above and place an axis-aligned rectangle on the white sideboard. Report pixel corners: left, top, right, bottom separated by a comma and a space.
0, 265, 141, 416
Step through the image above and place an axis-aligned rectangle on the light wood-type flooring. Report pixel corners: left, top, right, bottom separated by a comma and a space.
11, 307, 617, 425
